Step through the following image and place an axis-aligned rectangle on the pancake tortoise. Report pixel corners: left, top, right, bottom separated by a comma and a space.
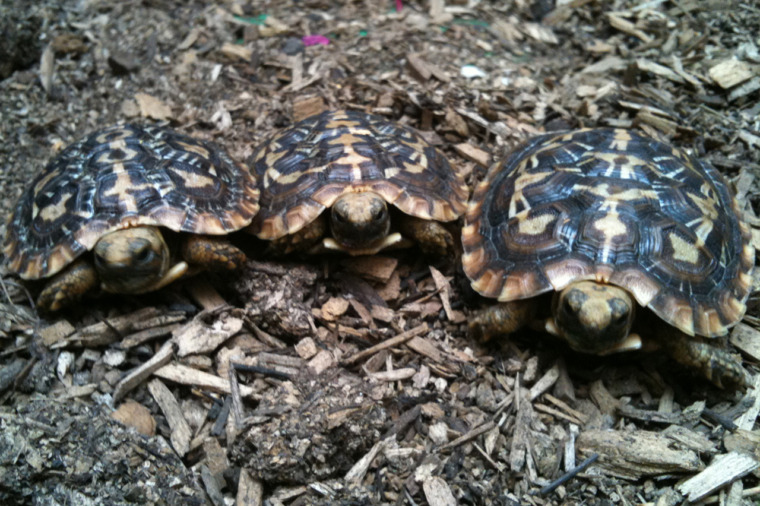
4, 123, 260, 311
462, 128, 755, 388
247, 109, 469, 256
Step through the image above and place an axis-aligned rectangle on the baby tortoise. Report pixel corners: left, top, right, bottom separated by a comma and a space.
462, 128, 755, 388
3, 124, 260, 311
247, 109, 468, 256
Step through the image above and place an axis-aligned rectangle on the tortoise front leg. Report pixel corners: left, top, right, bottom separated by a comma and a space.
469, 299, 536, 342
658, 329, 749, 389
398, 215, 455, 256
267, 214, 327, 255
181, 235, 246, 271
37, 258, 99, 312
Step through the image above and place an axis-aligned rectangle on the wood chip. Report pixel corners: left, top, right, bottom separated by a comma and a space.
186, 279, 228, 311
370, 367, 416, 382
730, 323, 760, 362
40, 320, 75, 346
64, 307, 165, 347
220, 42, 253, 61
607, 14, 653, 43
295, 337, 318, 359
121, 323, 183, 349
406, 336, 445, 363
203, 438, 230, 478
440, 420, 496, 452
154, 363, 259, 398
320, 297, 350, 321
113, 340, 174, 402
423, 476, 457, 506
636, 59, 685, 84
577, 429, 702, 479
376, 270, 401, 301
429, 266, 459, 322
308, 350, 335, 375
342, 256, 398, 283
708, 59, 754, 89
407, 53, 432, 81
370, 304, 395, 322
342, 323, 428, 365
453, 142, 489, 167
345, 438, 388, 483
174, 314, 244, 357
529, 363, 560, 401
147, 378, 192, 456
589, 379, 620, 416
677, 452, 759, 502
292, 95, 326, 122
728, 76, 760, 101
446, 108, 470, 137
236, 469, 263, 506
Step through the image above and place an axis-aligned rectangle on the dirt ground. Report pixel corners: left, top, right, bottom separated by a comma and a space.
1, 0, 759, 505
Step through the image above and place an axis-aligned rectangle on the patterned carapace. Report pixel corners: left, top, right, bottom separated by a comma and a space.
462, 128, 754, 337
247, 109, 468, 240
4, 124, 260, 280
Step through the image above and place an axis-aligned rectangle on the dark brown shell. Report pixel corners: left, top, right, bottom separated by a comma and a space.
247, 109, 468, 240
462, 128, 754, 337
4, 124, 260, 280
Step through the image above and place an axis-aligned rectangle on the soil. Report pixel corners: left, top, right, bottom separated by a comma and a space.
1, 1, 759, 505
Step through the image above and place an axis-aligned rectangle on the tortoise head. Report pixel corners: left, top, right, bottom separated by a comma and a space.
551, 280, 641, 355
330, 192, 390, 250
93, 226, 171, 293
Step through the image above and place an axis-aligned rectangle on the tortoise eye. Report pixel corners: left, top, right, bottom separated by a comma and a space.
373, 207, 387, 222
134, 246, 155, 264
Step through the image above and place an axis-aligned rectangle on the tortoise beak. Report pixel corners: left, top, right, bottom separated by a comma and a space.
597, 333, 642, 355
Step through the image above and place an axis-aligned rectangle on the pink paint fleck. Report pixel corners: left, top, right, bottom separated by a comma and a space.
302, 35, 330, 46
396, 0, 403, 11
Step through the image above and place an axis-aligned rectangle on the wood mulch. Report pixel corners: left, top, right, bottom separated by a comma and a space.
1, 0, 759, 504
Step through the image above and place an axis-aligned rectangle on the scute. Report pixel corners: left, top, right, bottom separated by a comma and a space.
3, 123, 260, 280
462, 128, 754, 337
248, 109, 468, 240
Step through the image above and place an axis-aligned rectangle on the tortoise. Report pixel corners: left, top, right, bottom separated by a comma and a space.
3, 123, 260, 312
247, 109, 469, 256
462, 128, 755, 388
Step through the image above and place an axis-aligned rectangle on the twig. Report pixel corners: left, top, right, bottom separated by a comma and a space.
538, 453, 599, 496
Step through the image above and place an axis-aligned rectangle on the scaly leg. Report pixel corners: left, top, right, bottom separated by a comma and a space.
398, 215, 455, 256
658, 329, 749, 389
469, 299, 537, 342
267, 215, 327, 255
37, 258, 99, 312
181, 235, 246, 271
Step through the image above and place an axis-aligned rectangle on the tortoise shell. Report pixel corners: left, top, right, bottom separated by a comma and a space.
462, 128, 754, 338
4, 123, 260, 280
247, 109, 468, 240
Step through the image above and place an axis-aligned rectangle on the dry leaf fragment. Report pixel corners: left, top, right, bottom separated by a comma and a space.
111, 400, 156, 436
135, 92, 173, 120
